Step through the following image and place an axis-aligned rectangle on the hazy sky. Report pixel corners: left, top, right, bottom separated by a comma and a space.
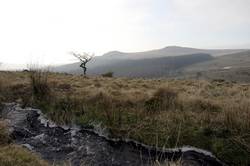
0, 0, 250, 65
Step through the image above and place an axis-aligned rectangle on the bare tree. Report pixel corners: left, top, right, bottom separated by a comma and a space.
71, 52, 93, 76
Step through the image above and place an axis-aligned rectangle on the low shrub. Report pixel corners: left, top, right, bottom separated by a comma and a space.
102, 72, 114, 77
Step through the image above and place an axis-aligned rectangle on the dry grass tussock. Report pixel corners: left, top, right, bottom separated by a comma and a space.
0, 121, 11, 145
0, 71, 250, 165
0, 145, 49, 166
0, 120, 49, 166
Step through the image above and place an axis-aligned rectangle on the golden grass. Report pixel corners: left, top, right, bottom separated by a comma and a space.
0, 121, 10, 145
0, 145, 49, 166
0, 71, 250, 165
0, 120, 49, 166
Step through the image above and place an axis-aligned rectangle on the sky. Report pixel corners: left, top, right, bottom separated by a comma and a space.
0, 0, 250, 66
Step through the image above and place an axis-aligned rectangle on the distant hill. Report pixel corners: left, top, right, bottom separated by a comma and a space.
88, 53, 213, 77
54, 46, 249, 78
56, 53, 214, 77
102, 46, 246, 59
185, 51, 250, 72
180, 51, 250, 82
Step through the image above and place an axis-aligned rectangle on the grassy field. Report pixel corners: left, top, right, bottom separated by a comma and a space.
0, 71, 250, 165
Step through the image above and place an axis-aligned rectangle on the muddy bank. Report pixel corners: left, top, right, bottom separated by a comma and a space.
0, 103, 226, 166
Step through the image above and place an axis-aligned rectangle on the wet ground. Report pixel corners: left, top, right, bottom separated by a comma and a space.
0, 103, 226, 166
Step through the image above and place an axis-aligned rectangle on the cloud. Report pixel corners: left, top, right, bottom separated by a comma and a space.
0, 0, 249, 65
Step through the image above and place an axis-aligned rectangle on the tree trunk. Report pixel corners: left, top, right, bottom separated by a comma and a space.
83, 67, 86, 76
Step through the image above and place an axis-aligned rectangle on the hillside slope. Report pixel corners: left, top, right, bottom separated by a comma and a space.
103, 46, 246, 59
54, 46, 248, 75
181, 51, 250, 82
185, 51, 250, 72
88, 53, 213, 77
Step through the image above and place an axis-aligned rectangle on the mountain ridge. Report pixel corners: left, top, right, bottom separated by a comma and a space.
102, 46, 248, 59
54, 46, 250, 78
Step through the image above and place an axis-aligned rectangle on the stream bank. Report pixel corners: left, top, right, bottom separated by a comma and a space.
0, 103, 225, 166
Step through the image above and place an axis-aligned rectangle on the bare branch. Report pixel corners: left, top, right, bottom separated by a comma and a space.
70, 52, 94, 76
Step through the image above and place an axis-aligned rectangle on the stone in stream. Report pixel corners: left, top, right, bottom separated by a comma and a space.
0, 103, 226, 166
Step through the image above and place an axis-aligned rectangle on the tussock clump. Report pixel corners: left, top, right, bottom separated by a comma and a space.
94, 81, 102, 88
222, 101, 250, 132
0, 115, 53, 166
30, 70, 50, 101
0, 122, 11, 145
145, 87, 178, 112
8, 83, 31, 107
47, 96, 85, 125
57, 83, 71, 91
87, 92, 125, 126
181, 98, 221, 112
0, 145, 49, 166
87, 92, 114, 108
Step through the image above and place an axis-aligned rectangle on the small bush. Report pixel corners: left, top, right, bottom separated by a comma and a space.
145, 87, 178, 112
102, 72, 113, 77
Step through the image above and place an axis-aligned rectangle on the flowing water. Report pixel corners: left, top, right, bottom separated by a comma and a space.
0, 103, 226, 166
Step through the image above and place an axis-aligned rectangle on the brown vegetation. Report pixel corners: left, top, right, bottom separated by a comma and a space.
0, 120, 49, 166
0, 71, 250, 165
0, 145, 49, 166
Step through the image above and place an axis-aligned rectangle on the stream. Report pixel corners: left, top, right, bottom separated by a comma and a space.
0, 103, 226, 166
